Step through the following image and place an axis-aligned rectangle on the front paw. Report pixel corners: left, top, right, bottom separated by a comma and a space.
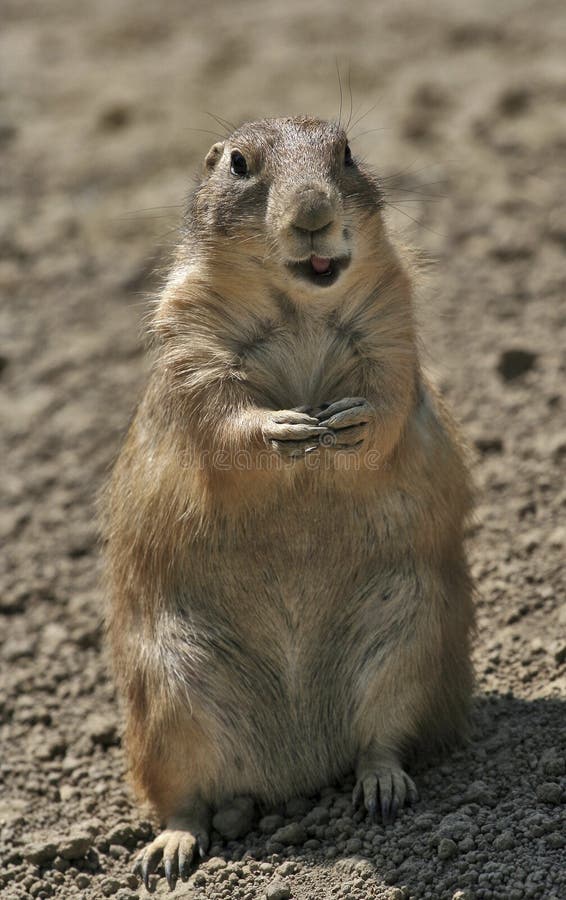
315, 397, 375, 450
261, 409, 329, 458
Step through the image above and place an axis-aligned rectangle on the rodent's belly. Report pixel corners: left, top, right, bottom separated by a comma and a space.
193, 599, 360, 802
176, 511, 402, 801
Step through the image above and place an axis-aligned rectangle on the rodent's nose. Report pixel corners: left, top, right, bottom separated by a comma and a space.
291, 189, 336, 234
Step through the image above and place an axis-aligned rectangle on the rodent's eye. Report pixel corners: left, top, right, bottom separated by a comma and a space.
230, 150, 248, 177
344, 143, 354, 167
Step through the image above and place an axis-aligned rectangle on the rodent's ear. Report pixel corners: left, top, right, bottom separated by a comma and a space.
204, 141, 225, 173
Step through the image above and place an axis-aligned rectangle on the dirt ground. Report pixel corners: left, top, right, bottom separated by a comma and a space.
1, 0, 565, 898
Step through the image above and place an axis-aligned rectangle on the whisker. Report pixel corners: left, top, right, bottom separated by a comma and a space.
348, 98, 382, 134
204, 112, 237, 135
336, 59, 343, 128
384, 197, 444, 204
183, 126, 228, 140
116, 205, 184, 219
380, 161, 459, 182
346, 65, 354, 132
351, 126, 389, 140
382, 185, 449, 200
382, 201, 446, 237
383, 180, 448, 191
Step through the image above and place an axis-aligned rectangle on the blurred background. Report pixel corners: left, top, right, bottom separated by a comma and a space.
1, 1, 565, 898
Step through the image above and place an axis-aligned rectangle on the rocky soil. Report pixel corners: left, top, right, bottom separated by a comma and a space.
1, 0, 564, 898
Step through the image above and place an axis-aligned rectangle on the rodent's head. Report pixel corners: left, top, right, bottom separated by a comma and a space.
188, 116, 384, 295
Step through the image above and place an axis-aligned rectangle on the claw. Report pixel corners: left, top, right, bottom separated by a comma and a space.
378, 771, 393, 825
198, 830, 210, 857
352, 780, 363, 810
367, 796, 377, 820
145, 845, 163, 890
405, 775, 419, 805
390, 796, 400, 822
391, 770, 407, 819
142, 857, 151, 890
178, 844, 193, 879
164, 856, 176, 891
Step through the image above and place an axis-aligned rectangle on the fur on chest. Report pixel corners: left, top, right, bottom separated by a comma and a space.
227, 295, 377, 407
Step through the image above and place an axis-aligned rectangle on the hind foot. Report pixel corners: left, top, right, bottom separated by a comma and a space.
133, 817, 210, 891
353, 762, 418, 825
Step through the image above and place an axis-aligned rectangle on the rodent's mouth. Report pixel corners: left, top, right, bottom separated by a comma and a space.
285, 253, 351, 288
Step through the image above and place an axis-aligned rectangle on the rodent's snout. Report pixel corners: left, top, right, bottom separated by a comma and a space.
290, 188, 337, 235
275, 183, 351, 288
275, 181, 350, 275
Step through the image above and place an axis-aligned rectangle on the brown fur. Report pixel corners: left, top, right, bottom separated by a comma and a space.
102, 116, 474, 884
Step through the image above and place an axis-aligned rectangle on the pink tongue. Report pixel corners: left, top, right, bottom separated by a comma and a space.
311, 255, 331, 274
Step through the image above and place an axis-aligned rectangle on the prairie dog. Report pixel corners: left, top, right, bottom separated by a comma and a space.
104, 116, 474, 889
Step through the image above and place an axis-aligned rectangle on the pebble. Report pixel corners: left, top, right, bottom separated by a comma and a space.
57, 831, 92, 860
304, 838, 321, 849
105, 823, 137, 847
438, 838, 458, 860
335, 856, 375, 879
213, 797, 255, 840
475, 435, 503, 455
265, 879, 291, 899
539, 747, 566, 776
205, 857, 227, 873
437, 813, 474, 841
493, 830, 514, 850
277, 862, 297, 876
549, 430, 566, 462
83, 713, 117, 747
101, 876, 121, 896
548, 526, 566, 549
23, 841, 58, 865
285, 797, 311, 817
53, 857, 70, 872
546, 833, 564, 849
536, 782, 562, 804
345, 837, 362, 853
78, 819, 103, 840
459, 836, 475, 852
414, 813, 437, 830
109, 844, 130, 860
259, 814, 285, 834
303, 805, 330, 826
271, 823, 307, 846
465, 780, 496, 806
497, 348, 537, 381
